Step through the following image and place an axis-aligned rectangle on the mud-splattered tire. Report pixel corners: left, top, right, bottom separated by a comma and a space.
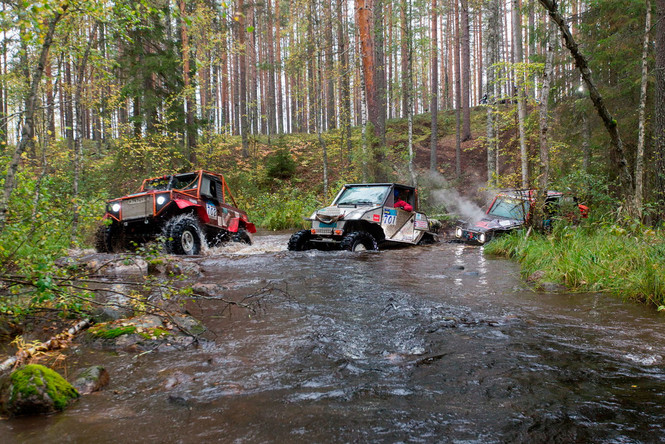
231, 228, 252, 245
340, 231, 378, 252
164, 215, 202, 255
288, 229, 313, 251
95, 224, 124, 253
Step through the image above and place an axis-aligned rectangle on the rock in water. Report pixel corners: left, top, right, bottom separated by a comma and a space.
73, 366, 110, 395
0, 364, 79, 416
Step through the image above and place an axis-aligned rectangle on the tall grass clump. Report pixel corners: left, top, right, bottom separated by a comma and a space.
484, 221, 665, 306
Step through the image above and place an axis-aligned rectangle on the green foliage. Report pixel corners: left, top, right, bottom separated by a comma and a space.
485, 221, 665, 306
264, 148, 297, 180
245, 187, 321, 231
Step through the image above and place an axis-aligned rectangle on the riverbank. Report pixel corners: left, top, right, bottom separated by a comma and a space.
483, 222, 665, 307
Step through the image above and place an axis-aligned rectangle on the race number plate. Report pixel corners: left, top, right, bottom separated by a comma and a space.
383, 208, 397, 225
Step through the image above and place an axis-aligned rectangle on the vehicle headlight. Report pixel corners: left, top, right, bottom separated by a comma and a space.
156, 195, 166, 205
111, 203, 121, 213
479, 233, 486, 243
455, 227, 463, 238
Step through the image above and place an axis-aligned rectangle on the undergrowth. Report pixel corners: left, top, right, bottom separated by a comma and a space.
484, 221, 665, 307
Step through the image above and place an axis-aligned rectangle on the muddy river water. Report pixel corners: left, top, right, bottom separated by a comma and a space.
2, 233, 665, 443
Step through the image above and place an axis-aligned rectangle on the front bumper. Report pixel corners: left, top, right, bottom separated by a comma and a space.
455, 228, 488, 244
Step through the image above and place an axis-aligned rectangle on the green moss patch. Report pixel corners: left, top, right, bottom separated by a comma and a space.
9, 364, 79, 412
89, 324, 137, 339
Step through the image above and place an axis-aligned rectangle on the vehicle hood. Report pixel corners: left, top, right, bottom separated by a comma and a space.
465, 217, 524, 232
311, 205, 379, 223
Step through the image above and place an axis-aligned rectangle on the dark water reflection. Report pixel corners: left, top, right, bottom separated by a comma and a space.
3, 233, 665, 443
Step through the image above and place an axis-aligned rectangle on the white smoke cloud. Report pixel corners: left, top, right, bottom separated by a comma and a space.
425, 172, 490, 222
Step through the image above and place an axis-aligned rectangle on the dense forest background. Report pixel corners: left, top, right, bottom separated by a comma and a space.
0, 0, 664, 255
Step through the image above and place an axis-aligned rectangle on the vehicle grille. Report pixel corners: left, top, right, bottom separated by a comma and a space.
122, 196, 153, 220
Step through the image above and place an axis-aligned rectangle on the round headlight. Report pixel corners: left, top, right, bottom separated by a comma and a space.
479, 233, 486, 243
111, 203, 121, 213
455, 227, 463, 238
156, 195, 166, 205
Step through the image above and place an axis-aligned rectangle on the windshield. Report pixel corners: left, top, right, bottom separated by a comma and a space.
335, 185, 390, 206
487, 197, 529, 220
142, 173, 199, 191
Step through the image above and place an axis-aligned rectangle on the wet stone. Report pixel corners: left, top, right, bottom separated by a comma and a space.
73, 366, 110, 395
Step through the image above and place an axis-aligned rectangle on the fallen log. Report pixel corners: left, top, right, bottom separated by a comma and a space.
0, 318, 92, 373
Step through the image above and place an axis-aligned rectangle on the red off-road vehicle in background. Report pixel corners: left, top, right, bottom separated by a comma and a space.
96, 170, 256, 255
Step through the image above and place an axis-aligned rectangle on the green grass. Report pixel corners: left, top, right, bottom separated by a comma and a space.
484, 222, 665, 307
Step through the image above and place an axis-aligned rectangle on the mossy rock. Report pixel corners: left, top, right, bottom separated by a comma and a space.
1, 364, 79, 416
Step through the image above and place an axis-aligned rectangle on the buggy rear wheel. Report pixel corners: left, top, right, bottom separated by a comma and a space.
231, 228, 252, 244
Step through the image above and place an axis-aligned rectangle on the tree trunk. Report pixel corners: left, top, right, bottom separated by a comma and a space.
338, 0, 352, 164
275, 0, 284, 134
400, 1, 409, 118
179, 0, 196, 163
486, 0, 500, 187
460, 0, 471, 141
535, 22, 554, 229
454, 0, 462, 178
654, 0, 665, 217
538, 0, 633, 200
430, 0, 439, 172
403, 0, 416, 186
0, 4, 68, 237
634, 0, 651, 217
513, 0, 529, 188
72, 22, 98, 246
356, 0, 387, 157
237, 0, 250, 157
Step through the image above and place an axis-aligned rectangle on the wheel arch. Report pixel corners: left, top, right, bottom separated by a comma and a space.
343, 220, 384, 243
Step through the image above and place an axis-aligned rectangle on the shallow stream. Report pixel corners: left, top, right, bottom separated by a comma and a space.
2, 233, 665, 443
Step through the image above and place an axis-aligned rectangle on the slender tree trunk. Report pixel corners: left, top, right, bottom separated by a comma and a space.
430, 0, 439, 172
654, 0, 665, 217
72, 22, 98, 245
179, 0, 196, 163
0, 4, 68, 237
460, 0, 471, 140
324, 0, 335, 130
404, 0, 416, 186
635, 0, 651, 217
454, 0, 462, 178
400, 1, 409, 118
539, 0, 633, 200
338, 0, 352, 163
238, 0, 250, 157
535, 22, 554, 228
486, 0, 500, 187
513, 0, 529, 187
275, 0, 284, 134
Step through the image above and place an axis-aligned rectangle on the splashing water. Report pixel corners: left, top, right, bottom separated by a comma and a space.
202, 232, 289, 256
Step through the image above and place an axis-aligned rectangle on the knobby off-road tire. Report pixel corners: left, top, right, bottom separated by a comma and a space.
288, 229, 313, 251
95, 225, 124, 253
340, 231, 378, 252
163, 215, 203, 255
231, 228, 252, 245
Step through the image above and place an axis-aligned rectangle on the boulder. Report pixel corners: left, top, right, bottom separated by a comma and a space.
0, 364, 79, 416
72, 366, 110, 395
